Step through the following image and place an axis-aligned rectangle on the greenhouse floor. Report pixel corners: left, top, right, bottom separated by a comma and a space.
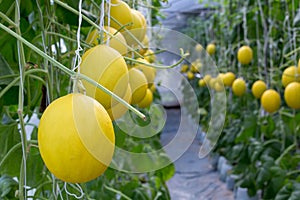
161, 108, 234, 200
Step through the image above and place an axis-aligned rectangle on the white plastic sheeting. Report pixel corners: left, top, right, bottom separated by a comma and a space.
160, 0, 218, 30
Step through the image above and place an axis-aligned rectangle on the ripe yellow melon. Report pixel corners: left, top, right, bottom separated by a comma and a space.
284, 82, 300, 109
223, 72, 236, 87
38, 93, 115, 183
251, 80, 267, 99
144, 49, 156, 63
107, 85, 132, 120
128, 68, 148, 104
123, 9, 147, 47
137, 89, 153, 108
81, 45, 129, 109
261, 89, 281, 113
232, 78, 246, 96
281, 66, 300, 87
134, 58, 156, 87
105, 0, 133, 31
237, 46, 253, 65
86, 26, 128, 55
206, 43, 216, 55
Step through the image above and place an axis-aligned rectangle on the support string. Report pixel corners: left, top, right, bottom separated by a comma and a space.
106, 0, 111, 46
72, 0, 84, 93
64, 182, 84, 199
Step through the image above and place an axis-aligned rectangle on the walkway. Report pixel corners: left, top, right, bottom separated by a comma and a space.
161, 108, 234, 200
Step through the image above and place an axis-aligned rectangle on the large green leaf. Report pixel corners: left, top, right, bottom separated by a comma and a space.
256, 162, 272, 188
55, 0, 92, 27
0, 123, 22, 177
119, 180, 140, 198
154, 159, 175, 182
235, 114, 257, 143
0, 55, 15, 85
275, 182, 300, 200
26, 146, 45, 187
260, 115, 276, 138
0, 175, 18, 200
0, 30, 18, 71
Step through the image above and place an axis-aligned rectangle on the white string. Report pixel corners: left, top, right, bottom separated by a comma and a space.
71, 0, 84, 94
96, 0, 106, 46
291, 0, 297, 64
255, 1, 262, 80
268, 0, 274, 86
64, 182, 84, 199
99, 0, 105, 32
237, 2, 241, 76
57, 182, 64, 200
73, 0, 83, 72
106, 0, 111, 46
242, 0, 249, 45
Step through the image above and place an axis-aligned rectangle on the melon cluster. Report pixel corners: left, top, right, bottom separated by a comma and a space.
38, 0, 158, 184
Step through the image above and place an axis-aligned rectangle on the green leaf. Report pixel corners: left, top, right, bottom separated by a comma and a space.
0, 29, 18, 70
55, 0, 91, 27
132, 187, 151, 200
0, 123, 22, 177
0, 55, 15, 85
275, 181, 300, 200
237, 170, 256, 191
249, 140, 263, 162
0, 85, 19, 106
256, 165, 271, 188
120, 180, 140, 198
235, 114, 257, 143
260, 116, 276, 138
0, 175, 18, 199
0, 0, 14, 14
228, 144, 244, 160
235, 127, 254, 143
26, 146, 45, 187
155, 162, 175, 182
113, 122, 127, 148
262, 167, 286, 199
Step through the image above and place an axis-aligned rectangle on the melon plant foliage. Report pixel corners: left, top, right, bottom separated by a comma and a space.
182, 0, 300, 199
0, 0, 174, 199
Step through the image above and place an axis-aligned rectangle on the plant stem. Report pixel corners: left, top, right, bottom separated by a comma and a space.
36, 0, 54, 104
124, 49, 188, 69
46, 31, 91, 48
275, 143, 296, 165
0, 69, 48, 100
257, 0, 269, 86
287, 169, 300, 176
32, 181, 52, 198
0, 22, 146, 120
0, 11, 16, 26
15, 0, 28, 198
104, 185, 132, 200
262, 138, 281, 146
284, 47, 300, 58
